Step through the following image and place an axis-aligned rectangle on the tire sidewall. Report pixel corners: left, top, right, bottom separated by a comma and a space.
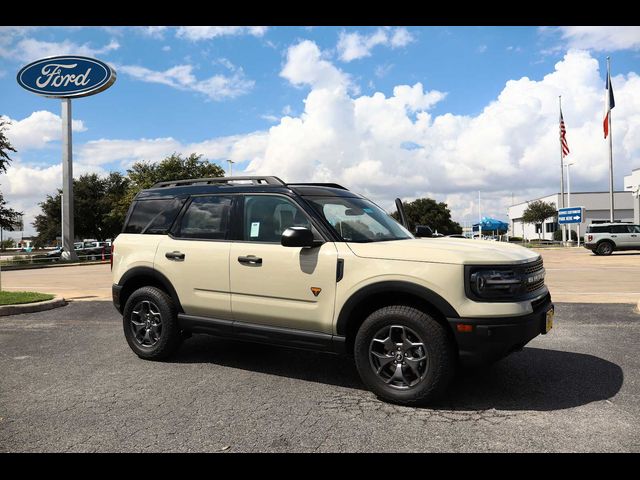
354, 306, 454, 406
597, 242, 614, 255
122, 286, 180, 360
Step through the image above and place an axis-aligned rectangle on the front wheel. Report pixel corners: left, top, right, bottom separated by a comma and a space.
122, 286, 182, 360
354, 305, 455, 406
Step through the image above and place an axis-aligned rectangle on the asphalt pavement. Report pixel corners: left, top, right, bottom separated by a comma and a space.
0, 301, 638, 452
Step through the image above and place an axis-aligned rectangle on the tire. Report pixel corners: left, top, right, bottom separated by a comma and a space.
354, 305, 455, 406
596, 241, 614, 256
122, 286, 182, 360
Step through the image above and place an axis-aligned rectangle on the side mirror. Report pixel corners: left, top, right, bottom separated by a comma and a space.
414, 225, 433, 238
281, 227, 318, 248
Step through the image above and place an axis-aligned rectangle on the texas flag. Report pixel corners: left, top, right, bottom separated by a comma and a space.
603, 69, 615, 139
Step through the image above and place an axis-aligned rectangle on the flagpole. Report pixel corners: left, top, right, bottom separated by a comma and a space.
559, 96, 566, 244
607, 57, 615, 222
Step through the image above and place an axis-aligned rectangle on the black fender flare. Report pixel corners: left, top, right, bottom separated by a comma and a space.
335, 281, 459, 336
117, 266, 184, 313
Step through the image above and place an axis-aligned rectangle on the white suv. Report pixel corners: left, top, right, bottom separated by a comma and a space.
584, 222, 640, 255
112, 176, 553, 406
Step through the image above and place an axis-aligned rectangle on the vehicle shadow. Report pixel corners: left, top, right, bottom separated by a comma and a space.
174, 338, 623, 412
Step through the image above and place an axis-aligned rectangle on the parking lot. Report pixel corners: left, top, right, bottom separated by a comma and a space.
0, 246, 639, 452
0, 301, 638, 452
2, 246, 639, 304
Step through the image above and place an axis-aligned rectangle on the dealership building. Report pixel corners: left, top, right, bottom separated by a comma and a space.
508, 190, 635, 241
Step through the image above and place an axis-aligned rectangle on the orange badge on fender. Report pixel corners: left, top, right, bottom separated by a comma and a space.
310, 287, 322, 297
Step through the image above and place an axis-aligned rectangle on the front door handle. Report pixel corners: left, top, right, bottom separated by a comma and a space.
165, 251, 185, 261
238, 255, 262, 265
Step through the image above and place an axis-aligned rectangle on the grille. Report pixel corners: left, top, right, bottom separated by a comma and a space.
526, 278, 545, 293
523, 257, 543, 274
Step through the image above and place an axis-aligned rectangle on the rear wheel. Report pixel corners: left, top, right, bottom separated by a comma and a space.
596, 241, 614, 256
122, 286, 182, 360
354, 305, 455, 406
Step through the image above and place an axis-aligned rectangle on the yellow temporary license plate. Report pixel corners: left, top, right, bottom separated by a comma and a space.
544, 308, 554, 333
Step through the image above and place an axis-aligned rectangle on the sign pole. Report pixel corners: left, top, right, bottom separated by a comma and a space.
559, 96, 566, 245
61, 98, 78, 261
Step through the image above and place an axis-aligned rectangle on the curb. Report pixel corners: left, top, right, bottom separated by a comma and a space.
0, 296, 67, 316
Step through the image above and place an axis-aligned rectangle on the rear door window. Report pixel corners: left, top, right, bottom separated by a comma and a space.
610, 225, 631, 234
587, 225, 611, 234
175, 196, 233, 240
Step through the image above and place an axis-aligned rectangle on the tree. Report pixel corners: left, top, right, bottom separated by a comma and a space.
522, 200, 557, 240
33, 153, 224, 245
0, 119, 23, 231
391, 198, 463, 235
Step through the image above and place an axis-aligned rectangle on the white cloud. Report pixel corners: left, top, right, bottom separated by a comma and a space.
477, 44, 488, 53
119, 63, 254, 101
176, 26, 268, 41
337, 27, 415, 62
1, 111, 86, 151
0, 37, 119, 63
9, 47, 640, 235
557, 26, 640, 51
280, 40, 353, 91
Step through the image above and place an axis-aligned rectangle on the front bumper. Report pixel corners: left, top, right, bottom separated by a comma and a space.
447, 293, 553, 368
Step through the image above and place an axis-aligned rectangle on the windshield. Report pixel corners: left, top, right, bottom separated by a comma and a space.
307, 196, 413, 243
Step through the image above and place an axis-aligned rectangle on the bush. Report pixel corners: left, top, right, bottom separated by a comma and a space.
508, 236, 523, 242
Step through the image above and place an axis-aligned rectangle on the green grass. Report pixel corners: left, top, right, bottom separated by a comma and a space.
0, 291, 55, 305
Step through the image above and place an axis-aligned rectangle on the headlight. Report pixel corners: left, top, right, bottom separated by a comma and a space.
465, 260, 546, 301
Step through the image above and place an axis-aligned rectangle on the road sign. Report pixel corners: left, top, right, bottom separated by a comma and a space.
558, 206, 584, 224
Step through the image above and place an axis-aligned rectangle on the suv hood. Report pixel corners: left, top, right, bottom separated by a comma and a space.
346, 238, 539, 265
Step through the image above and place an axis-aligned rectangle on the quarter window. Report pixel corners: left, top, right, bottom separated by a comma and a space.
176, 196, 233, 240
124, 198, 185, 234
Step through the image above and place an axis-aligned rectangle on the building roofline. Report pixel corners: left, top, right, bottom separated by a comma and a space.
509, 190, 631, 208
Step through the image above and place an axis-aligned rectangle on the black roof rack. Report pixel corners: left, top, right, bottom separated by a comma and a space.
288, 182, 348, 190
152, 176, 286, 188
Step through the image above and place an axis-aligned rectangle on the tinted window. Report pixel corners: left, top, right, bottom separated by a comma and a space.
611, 225, 631, 234
124, 198, 185, 234
243, 195, 316, 242
176, 196, 232, 240
587, 225, 611, 233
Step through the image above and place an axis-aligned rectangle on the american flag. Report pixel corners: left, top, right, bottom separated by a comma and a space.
560, 108, 570, 157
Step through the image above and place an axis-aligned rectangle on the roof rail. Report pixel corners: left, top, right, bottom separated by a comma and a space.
152, 176, 286, 188
288, 182, 348, 190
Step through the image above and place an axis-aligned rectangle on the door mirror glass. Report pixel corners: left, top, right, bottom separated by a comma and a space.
281, 227, 317, 248
414, 225, 433, 238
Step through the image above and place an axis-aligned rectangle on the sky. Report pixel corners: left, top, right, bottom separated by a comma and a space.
1, 26, 640, 237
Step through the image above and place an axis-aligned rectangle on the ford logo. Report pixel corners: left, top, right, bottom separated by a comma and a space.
16, 55, 116, 98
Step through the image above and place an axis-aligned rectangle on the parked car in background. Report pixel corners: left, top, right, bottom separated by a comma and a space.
584, 223, 640, 255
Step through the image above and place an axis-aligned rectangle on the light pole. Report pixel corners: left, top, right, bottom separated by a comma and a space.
226, 159, 235, 177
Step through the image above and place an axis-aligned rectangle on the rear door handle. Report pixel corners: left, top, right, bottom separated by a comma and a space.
165, 251, 185, 261
238, 255, 262, 265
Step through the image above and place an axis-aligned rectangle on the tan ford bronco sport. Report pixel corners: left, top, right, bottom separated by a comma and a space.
112, 176, 554, 405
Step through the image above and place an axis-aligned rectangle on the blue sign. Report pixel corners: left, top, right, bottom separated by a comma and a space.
17, 55, 116, 98
558, 206, 584, 224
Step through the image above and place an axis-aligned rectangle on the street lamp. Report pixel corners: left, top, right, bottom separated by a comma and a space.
226, 159, 235, 177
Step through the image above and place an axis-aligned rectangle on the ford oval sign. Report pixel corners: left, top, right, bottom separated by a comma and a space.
16, 55, 116, 98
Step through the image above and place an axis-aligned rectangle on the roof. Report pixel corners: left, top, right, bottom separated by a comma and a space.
136, 175, 361, 200
509, 190, 631, 209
